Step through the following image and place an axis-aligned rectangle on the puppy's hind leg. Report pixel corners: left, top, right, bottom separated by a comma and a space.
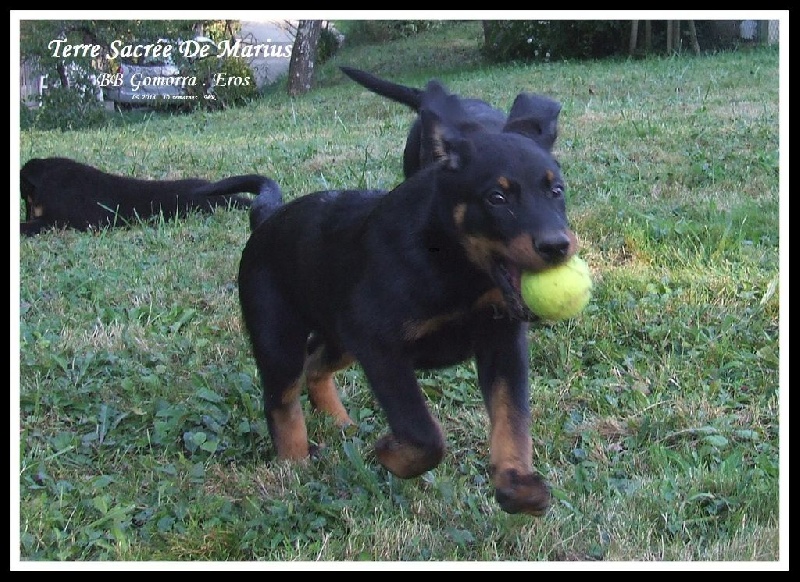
304, 334, 356, 427
238, 266, 312, 460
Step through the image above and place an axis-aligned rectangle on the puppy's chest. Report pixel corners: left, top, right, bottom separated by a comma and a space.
399, 296, 507, 368
401, 288, 498, 335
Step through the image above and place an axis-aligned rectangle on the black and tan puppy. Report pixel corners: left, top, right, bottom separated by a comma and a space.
238, 81, 574, 516
340, 66, 561, 178
20, 156, 278, 236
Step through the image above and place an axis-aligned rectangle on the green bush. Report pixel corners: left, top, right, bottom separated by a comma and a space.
20, 101, 38, 131
209, 57, 259, 108
482, 20, 629, 63
342, 20, 446, 46
317, 24, 344, 65
183, 57, 259, 110
25, 84, 108, 131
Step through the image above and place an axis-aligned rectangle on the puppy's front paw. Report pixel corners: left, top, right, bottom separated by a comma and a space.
374, 433, 444, 479
493, 468, 550, 516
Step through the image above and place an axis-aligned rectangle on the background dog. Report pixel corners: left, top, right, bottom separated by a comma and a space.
340, 66, 561, 178
238, 80, 573, 516
20, 157, 278, 236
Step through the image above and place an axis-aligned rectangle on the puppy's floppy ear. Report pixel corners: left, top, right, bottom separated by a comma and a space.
418, 81, 474, 171
503, 93, 562, 152
419, 107, 473, 171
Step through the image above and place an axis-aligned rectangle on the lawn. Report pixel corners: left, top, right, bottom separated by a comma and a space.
15, 21, 783, 566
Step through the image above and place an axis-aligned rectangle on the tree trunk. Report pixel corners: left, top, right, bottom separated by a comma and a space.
287, 20, 322, 97
666, 20, 674, 53
629, 20, 639, 56
482, 20, 492, 46
56, 61, 70, 88
687, 20, 701, 55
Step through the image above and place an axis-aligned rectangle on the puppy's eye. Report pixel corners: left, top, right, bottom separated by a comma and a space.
486, 190, 508, 206
551, 185, 564, 199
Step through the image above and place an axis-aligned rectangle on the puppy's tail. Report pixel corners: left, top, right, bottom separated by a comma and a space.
193, 174, 279, 210
340, 66, 423, 111
248, 178, 283, 232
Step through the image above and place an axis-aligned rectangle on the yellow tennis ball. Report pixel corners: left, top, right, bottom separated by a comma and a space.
521, 256, 592, 321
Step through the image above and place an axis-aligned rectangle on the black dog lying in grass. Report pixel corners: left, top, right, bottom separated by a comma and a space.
238, 80, 573, 516
20, 157, 278, 236
340, 66, 561, 178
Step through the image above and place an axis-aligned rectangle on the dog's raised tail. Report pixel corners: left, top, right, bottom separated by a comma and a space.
193, 174, 283, 230
193, 174, 272, 200
248, 178, 283, 232
340, 66, 423, 111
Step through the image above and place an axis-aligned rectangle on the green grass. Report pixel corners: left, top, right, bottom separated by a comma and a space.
16, 22, 782, 565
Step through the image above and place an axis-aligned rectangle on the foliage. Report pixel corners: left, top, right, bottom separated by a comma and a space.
19, 20, 202, 79
183, 56, 259, 111
20, 100, 38, 131
19, 20, 243, 120
25, 84, 108, 132
317, 23, 344, 65
20, 20, 226, 63
482, 20, 630, 63
210, 57, 259, 109
200, 20, 242, 44
341, 20, 447, 46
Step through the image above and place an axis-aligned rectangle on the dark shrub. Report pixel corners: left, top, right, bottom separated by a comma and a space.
343, 21, 445, 46
482, 20, 629, 63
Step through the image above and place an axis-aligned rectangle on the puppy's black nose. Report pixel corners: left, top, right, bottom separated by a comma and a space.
535, 232, 572, 264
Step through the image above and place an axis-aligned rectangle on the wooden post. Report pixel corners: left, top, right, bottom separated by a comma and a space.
687, 20, 701, 55
758, 20, 770, 45
666, 20, 674, 53
630, 20, 639, 56
645, 20, 652, 52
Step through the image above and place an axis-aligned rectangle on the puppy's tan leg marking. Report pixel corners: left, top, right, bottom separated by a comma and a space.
304, 346, 355, 427
374, 420, 446, 479
487, 379, 550, 515
270, 380, 309, 460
